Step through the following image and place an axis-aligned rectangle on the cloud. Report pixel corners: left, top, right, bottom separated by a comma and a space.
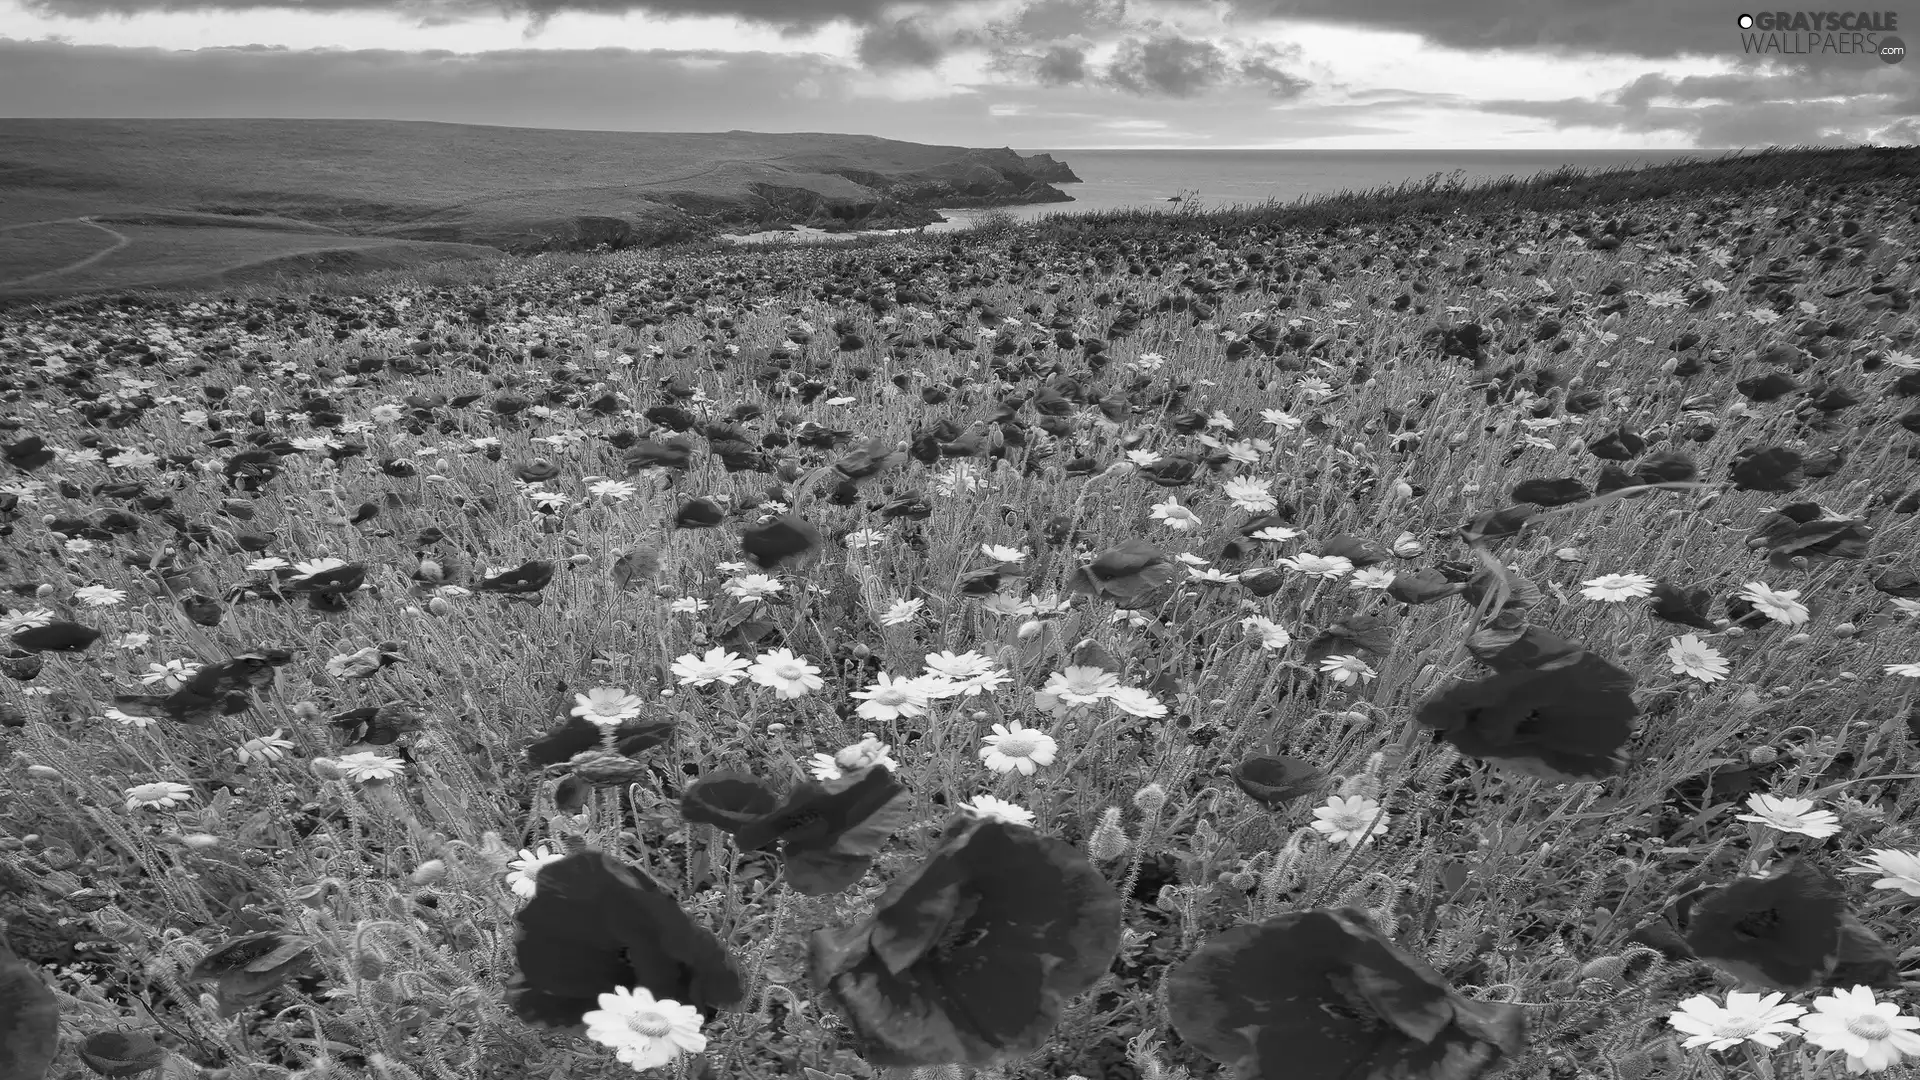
990, 0, 1130, 43
13, 0, 983, 29
1104, 32, 1230, 96
1231, 0, 1750, 60
1477, 62, 1920, 145
1236, 42, 1309, 98
855, 18, 947, 69
1035, 44, 1089, 83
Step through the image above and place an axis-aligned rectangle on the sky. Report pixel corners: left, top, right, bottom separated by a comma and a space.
0, 0, 1915, 147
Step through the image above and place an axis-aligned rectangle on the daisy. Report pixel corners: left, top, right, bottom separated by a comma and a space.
723, 574, 784, 603
1241, 615, 1292, 650
878, 597, 925, 626
1581, 573, 1655, 602
1222, 477, 1278, 514
103, 706, 158, 729
844, 529, 886, 551
1040, 666, 1121, 707
1151, 497, 1203, 531
325, 647, 388, 680
64, 539, 96, 555
1884, 663, 1920, 678
1319, 655, 1377, 686
1844, 849, 1920, 897
140, 659, 203, 691
1188, 567, 1242, 584
72, 585, 127, 607
1796, 986, 1920, 1074
292, 557, 349, 580
246, 557, 291, 573
747, 649, 825, 700
980, 543, 1027, 564
1106, 686, 1168, 719
961, 795, 1035, 827
850, 672, 932, 722
1262, 408, 1302, 432
1251, 525, 1301, 543
1667, 635, 1732, 684
233, 728, 295, 766
1739, 582, 1811, 627
1889, 599, 1920, 617
587, 479, 638, 501
1126, 449, 1163, 469
811, 735, 899, 781
1311, 794, 1390, 848
124, 781, 194, 811
113, 632, 151, 650
979, 721, 1059, 776
1348, 566, 1396, 591
922, 651, 1009, 696
571, 687, 645, 726
670, 647, 751, 688
668, 597, 707, 615
1667, 991, 1807, 1051
581, 986, 708, 1070
1280, 553, 1354, 579
334, 752, 407, 784
1736, 793, 1842, 839
505, 845, 566, 899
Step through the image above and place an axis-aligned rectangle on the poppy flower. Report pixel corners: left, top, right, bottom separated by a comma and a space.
623, 437, 695, 472
2, 435, 55, 471
1232, 754, 1327, 809
1737, 372, 1801, 402
187, 932, 319, 1018
1585, 427, 1646, 461
1387, 569, 1465, 605
673, 497, 725, 529
720, 766, 914, 896
1166, 908, 1525, 1080
740, 514, 822, 569
1302, 615, 1397, 666
1457, 505, 1534, 546
478, 561, 555, 594
1746, 503, 1873, 567
609, 548, 661, 591
810, 817, 1122, 1066
1683, 858, 1853, 992
1066, 539, 1174, 606
1415, 650, 1637, 781
76, 1030, 165, 1078
1509, 473, 1598, 508
834, 437, 902, 481
331, 702, 428, 746
9, 620, 100, 653
527, 714, 675, 768
0, 930, 59, 1080
1730, 446, 1805, 492
1649, 580, 1718, 630
681, 771, 784, 833
509, 850, 744, 1028
1318, 535, 1393, 567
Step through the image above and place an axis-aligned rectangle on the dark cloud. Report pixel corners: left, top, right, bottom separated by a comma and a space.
1104, 32, 1229, 97
1478, 64, 1920, 145
1036, 44, 1090, 84
1235, 43, 1309, 99
15, 0, 985, 29
992, 0, 1130, 43
1234, 0, 1763, 60
854, 18, 948, 69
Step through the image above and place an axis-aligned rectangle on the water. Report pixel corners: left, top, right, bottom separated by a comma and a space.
721, 147, 1726, 243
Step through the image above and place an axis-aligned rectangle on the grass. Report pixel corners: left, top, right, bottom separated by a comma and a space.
1, 144, 1919, 1080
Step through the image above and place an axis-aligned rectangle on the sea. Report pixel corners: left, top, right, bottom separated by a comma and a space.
724, 147, 1725, 242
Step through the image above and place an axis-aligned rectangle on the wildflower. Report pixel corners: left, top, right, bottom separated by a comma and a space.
979, 721, 1059, 776
1796, 986, 1920, 1074
1039, 666, 1121, 710
1885, 662, 1920, 678
1151, 497, 1203, 531
808, 736, 900, 782
505, 845, 566, 899
114, 631, 151, 649
124, 781, 194, 811
980, 543, 1026, 564
1416, 651, 1637, 782
581, 986, 709, 1070
588, 479, 639, 501
1232, 754, 1326, 808
1280, 553, 1353, 580
572, 687, 646, 726
104, 706, 158, 729
1733, 793, 1840, 839
1739, 582, 1812, 626
1262, 408, 1302, 431
722, 574, 784, 602
72, 585, 127, 607
246, 557, 291, 573
525, 489, 570, 512
960, 795, 1035, 827
140, 659, 203, 691
1576, 573, 1653, 602
1311, 795, 1390, 847
671, 647, 751, 688
1685, 857, 1850, 991
1251, 525, 1300, 542
878, 597, 925, 626
292, 557, 349, 579
233, 728, 295, 766
1844, 850, 1920, 897
1348, 566, 1396, 591
1188, 566, 1241, 584
844, 529, 886, 550
325, 647, 391, 680
333, 752, 406, 783
1241, 616, 1292, 650
922, 651, 1009, 696
747, 649, 825, 700
1667, 991, 1807, 1051
1126, 449, 1163, 468
1667, 635, 1731, 683
1222, 477, 1278, 514
1318, 655, 1377, 686
1106, 686, 1167, 718
850, 672, 932, 722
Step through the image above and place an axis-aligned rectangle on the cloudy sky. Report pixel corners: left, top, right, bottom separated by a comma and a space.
1, 0, 1914, 147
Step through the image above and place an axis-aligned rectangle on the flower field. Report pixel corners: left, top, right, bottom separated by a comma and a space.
3, 145, 1920, 1080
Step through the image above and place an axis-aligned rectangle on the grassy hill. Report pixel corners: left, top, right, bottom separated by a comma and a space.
0, 119, 1080, 298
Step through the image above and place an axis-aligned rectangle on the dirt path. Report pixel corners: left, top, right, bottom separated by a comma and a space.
0, 217, 133, 288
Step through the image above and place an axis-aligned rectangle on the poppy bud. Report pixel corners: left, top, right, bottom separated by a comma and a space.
413, 559, 445, 583
26, 764, 60, 779
1831, 622, 1857, 638
1784, 633, 1811, 645
1087, 807, 1129, 861
1017, 619, 1046, 640
428, 596, 454, 616
34, 583, 54, 597
409, 860, 448, 885
311, 758, 346, 780
1748, 746, 1779, 765
1132, 783, 1168, 814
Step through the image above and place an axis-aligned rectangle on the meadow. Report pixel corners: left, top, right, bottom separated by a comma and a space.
2, 144, 1919, 1080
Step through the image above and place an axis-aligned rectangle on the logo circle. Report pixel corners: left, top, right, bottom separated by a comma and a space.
1880, 34, 1906, 63
1738, 13, 1754, 28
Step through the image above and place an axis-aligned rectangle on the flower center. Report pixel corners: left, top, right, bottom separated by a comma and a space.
625, 1010, 674, 1038
774, 663, 806, 679
874, 689, 906, 705
1846, 1015, 1893, 1041
998, 733, 1039, 757
1715, 1018, 1760, 1039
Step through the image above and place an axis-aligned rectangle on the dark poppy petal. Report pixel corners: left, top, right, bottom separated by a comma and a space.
740, 514, 823, 569
1232, 755, 1326, 809
10, 621, 100, 653
479, 560, 555, 594
681, 771, 784, 834
1510, 478, 1591, 507
1683, 858, 1847, 992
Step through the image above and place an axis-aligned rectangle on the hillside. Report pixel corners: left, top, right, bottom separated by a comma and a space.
0, 119, 1080, 297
